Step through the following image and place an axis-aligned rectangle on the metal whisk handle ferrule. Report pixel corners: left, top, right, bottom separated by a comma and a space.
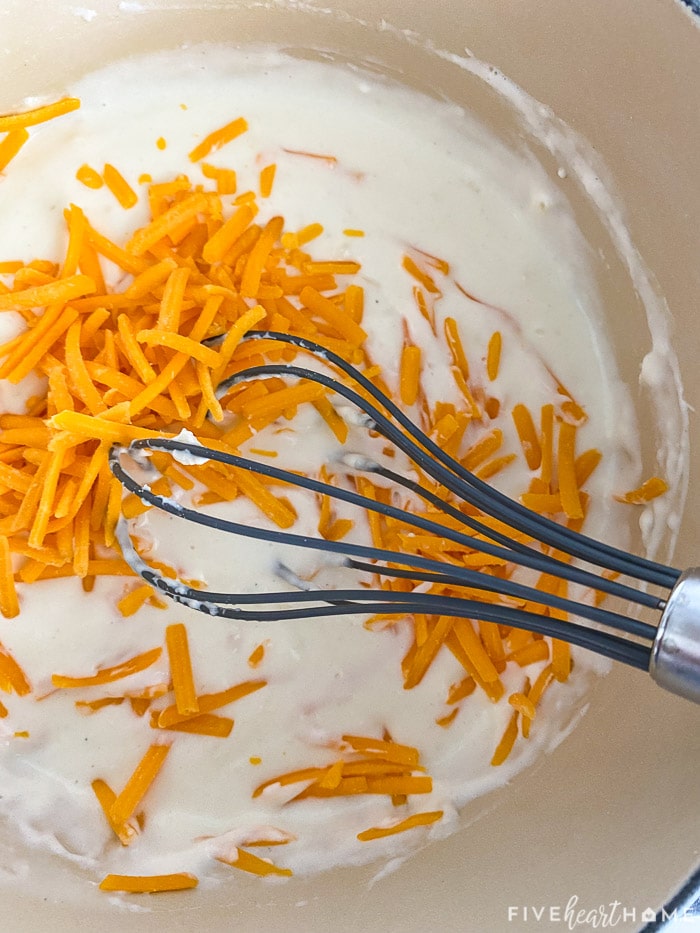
650, 568, 700, 703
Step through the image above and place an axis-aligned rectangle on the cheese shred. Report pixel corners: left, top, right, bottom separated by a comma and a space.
99, 872, 198, 893
357, 810, 443, 841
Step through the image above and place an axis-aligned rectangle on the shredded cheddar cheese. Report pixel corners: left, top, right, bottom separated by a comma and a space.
400, 345, 421, 406
217, 846, 292, 877
99, 872, 198, 893
0, 150, 368, 597
108, 743, 171, 828
76, 163, 104, 189
188, 115, 248, 162
615, 476, 669, 504
357, 810, 443, 841
154, 678, 266, 729
92, 778, 141, 846
0, 129, 29, 173
0, 97, 80, 132
253, 735, 432, 804
103, 163, 138, 209
0, 536, 19, 617
486, 331, 502, 381
52, 647, 162, 688
0, 643, 31, 696
259, 163, 276, 198
166, 623, 199, 717
248, 643, 265, 668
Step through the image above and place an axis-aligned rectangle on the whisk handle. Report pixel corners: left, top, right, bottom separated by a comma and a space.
650, 568, 700, 704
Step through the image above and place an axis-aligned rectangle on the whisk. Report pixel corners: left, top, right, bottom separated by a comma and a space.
109, 331, 700, 705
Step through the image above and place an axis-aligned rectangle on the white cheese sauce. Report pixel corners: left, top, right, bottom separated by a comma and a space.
0, 46, 656, 888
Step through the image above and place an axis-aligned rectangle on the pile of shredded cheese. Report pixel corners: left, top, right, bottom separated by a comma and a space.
0, 96, 669, 895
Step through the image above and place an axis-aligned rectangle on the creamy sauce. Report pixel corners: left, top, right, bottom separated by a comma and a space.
0, 47, 647, 888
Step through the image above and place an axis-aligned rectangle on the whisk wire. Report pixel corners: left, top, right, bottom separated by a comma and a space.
109, 329, 682, 676
221, 332, 679, 590
110, 436, 658, 643
360, 460, 663, 611
113, 511, 650, 669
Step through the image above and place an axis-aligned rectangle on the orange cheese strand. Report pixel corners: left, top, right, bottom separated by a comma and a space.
523, 664, 556, 738
615, 476, 669, 504
486, 330, 502, 381
259, 163, 276, 198
551, 637, 572, 683
357, 810, 443, 841
138, 328, 220, 368
491, 710, 519, 766
403, 615, 454, 690
91, 778, 140, 846
402, 254, 439, 294
156, 713, 234, 738
50, 411, 164, 445
240, 215, 284, 298
0, 128, 29, 173
575, 448, 602, 487
0, 643, 31, 695
0, 535, 19, 618
452, 619, 500, 684
512, 403, 542, 470
463, 429, 502, 472
296, 775, 432, 799
300, 285, 367, 346
341, 735, 420, 767
303, 261, 360, 275
201, 162, 237, 194
202, 202, 256, 263
156, 678, 266, 728
400, 345, 421, 406
99, 873, 198, 893
165, 623, 199, 717
444, 317, 469, 380
508, 690, 536, 720
117, 583, 157, 618
0, 274, 95, 312
540, 403, 555, 490
76, 163, 104, 189
248, 643, 265, 668
313, 397, 348, 444
188, 115, 248, 162
216, 847, 292, 877
254, 738, 431, 802
557, 420, 583, 519
212, 304, 267, 376
508, 640, 550, 668
252, 766, 326, 798
0, 97, 80, 132
240, 380, 326, 420
109, 743, 171, 826
126, 190, 219, 255
156, 266, 190, 332
52, 646, 162, 688
476, 453, 516, 480
103, 163, 138, 209
232, 469, 296, 529
77, 697, 125, 714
